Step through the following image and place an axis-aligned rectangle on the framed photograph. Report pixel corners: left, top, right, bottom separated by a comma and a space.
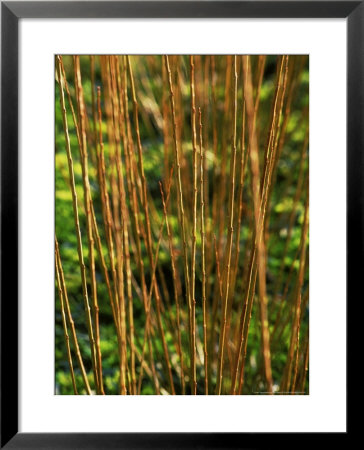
1, 1, 355, 447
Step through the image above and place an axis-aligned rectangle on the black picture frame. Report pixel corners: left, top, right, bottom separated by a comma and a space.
0, 1, 356, 447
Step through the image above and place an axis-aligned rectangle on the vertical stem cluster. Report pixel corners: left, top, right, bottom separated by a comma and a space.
56, 55, 309, 396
